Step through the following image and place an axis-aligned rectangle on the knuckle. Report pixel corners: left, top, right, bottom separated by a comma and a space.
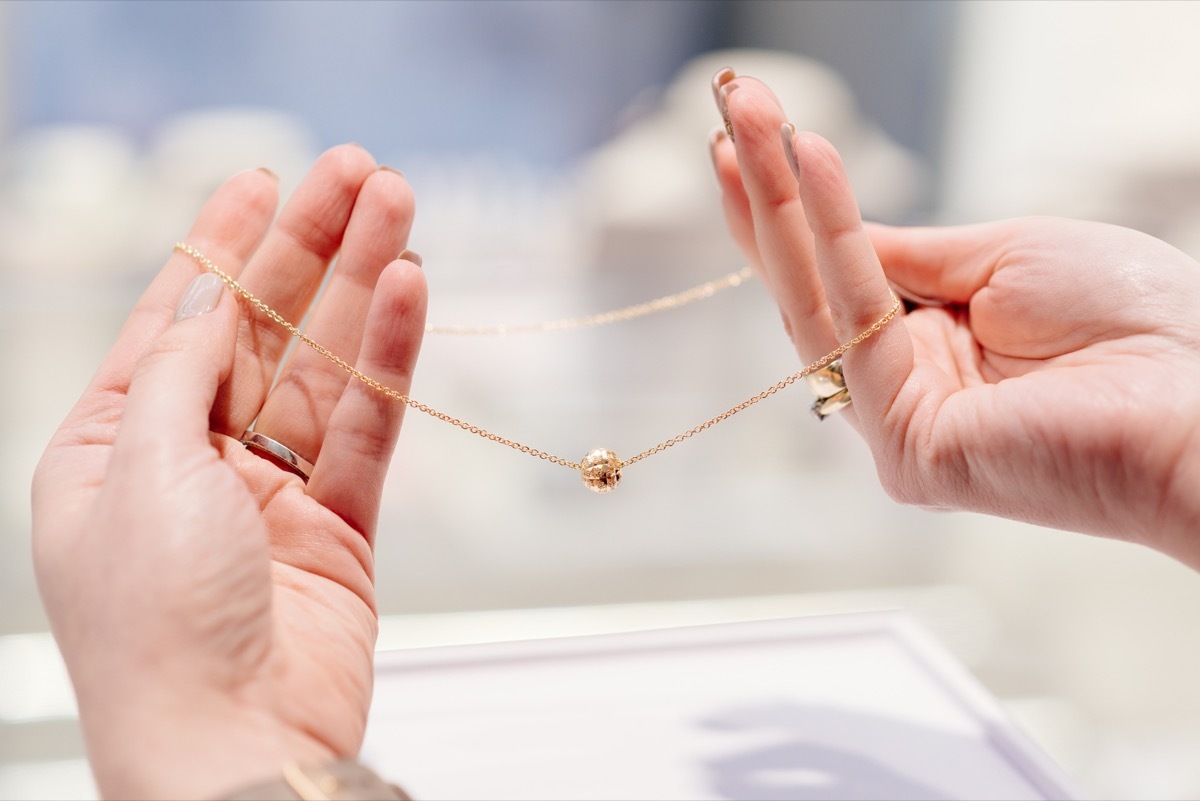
273, 362, 348, 413
135, 337, 190, 375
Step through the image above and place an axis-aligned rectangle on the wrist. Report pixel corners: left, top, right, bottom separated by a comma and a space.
81, 690, 336, 801
1157, 416, 1200, 570
223, 760, 410, 801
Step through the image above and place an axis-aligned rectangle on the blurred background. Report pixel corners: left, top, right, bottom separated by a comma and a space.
2, 1, 1200, 798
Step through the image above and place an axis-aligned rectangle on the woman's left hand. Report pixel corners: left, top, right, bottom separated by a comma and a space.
32, 146, 426, 800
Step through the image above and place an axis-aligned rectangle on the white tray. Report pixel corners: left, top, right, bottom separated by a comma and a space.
364, 611, 1084, 800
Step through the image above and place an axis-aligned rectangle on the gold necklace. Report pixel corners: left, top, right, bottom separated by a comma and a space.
174, 243, 901, 493
424, 266, 753, 335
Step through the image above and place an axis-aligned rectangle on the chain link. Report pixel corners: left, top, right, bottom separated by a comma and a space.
174, 243, 901, 476
425, 267, 754, 335
621, 298, 901, 466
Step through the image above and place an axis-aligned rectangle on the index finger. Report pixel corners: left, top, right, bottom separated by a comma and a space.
74, 169, 278, 414
718, 73, 836, 361
785, 130, 913, 419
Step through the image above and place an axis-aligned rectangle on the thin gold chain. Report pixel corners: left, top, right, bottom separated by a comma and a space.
425, 266, 754, 335
622, 303, 898, 466
174, 243, 901, 476
175, 243, 580, 469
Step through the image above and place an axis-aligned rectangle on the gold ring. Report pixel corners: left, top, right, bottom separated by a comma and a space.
240, 432, 314, 482
806, 358, 851, 420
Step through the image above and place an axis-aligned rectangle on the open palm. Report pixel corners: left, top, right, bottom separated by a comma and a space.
870, 218, 1200, 541
33, 146, 427, 800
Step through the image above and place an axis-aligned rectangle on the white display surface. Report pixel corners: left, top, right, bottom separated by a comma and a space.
363, 612, 1083, 800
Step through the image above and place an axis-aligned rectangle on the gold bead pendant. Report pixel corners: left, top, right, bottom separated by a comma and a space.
580, 449, 622, 493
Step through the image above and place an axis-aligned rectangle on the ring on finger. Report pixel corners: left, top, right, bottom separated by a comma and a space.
240, 431, 314, 482
807, 358, 851, 421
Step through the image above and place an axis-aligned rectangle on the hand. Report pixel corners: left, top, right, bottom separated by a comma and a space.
32, 146, 427, 799
710, 70, 1200, 566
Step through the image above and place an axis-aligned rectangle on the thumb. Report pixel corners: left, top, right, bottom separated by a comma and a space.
865, 221, 1005, 305
113, 272, 239, 467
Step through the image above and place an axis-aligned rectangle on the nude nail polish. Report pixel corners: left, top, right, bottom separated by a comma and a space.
711, 67, 735, 111
712, 67, 737, 141
781, 123, 800, 181
174, 273, 224, 321
399, 249, 422, 268
708, 126, 728, 171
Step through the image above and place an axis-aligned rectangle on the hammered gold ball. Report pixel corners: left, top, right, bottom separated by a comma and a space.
580, 448, 622, 493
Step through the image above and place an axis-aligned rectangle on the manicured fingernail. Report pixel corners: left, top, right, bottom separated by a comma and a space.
174, 273, 224, 322
708, 126, 728, 171
712, 67, 736, 142
711, 67, 735, 111
781, 123, 800, 181
378, 165, 405, 177
398, 249, 422, 268
257, 167, 279, 182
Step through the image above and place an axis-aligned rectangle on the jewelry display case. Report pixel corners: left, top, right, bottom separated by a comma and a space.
364, 612, 1084, 800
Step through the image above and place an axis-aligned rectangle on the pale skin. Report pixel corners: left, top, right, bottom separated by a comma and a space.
30, 75, 1200, 800
32, 145, 428, 799
710, 68, 1200, 566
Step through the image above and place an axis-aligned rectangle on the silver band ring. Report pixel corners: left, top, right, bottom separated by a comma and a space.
806, 358, 852, 421
240, 432, 314, 482
888, 281, 945, 308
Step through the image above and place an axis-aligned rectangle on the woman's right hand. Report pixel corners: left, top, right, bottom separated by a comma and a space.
710, 70, 1200, 566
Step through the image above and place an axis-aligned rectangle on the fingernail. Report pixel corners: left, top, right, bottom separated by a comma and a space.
711, 67, 735, 112
781, 123, 800, 181
708, 126, 727, 172
257, 166, 279, 182
712, 67, 736, 142
174, 273, 224, 322
378, 165, 405, 177
398, 249, 422, 268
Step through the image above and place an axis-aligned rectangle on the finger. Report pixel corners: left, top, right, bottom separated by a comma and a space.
253, 166, 416, 463
112, 273, 239, 470
211, 143, 378, 440
77, 169, 278, 412
709, 127, 761, 271
35, 170, 275, 531
865, 221, 1006, 305
307, 257, 427, 543
786, 130, 913, 419
717, 72, 836, 360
